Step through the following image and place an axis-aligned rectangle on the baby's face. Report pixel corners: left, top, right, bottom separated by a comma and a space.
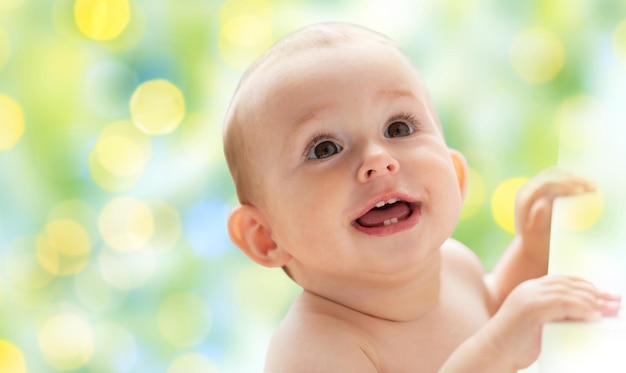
243, 40, 464, 280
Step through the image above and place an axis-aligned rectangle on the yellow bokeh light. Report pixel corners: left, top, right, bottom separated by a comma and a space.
491, 177, 528, 234
554, 191, 604, 231
36, 219, 91, 276
39, 313, 94, 371
510, 27, 564, 83
0, 0, 23, 11
556, 95, 606, 152
74, 0, 131, 41
99, 196, 154, 252
460, 167, 486, 220
101, 198, 152, 250
158, 293, 211, 348
218, 0, 274, 70
96, 135, 145, 177
0, 94, 25, 151
130, 79, 185, 135
0, 340, 27, 373
612, 19, 626, 66
89, 120, 152, 191
167, 353, 218, 373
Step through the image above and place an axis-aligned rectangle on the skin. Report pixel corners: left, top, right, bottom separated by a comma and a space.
226, 29, 621, 373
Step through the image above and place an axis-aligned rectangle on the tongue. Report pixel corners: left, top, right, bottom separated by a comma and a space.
356, 202, 411, 228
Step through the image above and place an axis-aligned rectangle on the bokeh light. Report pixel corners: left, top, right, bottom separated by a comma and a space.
167, 353, 218, 373
2, 1, 626, 372
491, 177, 528, 234
510, 27, 565, 83
38, 313, 94, 371
157, 292, 211, 348
218, 0, 275, 69
0, 340, 27, 373
74, 0, 131, 41
36, 219, 91, 276
0, 94, 25, 151
98, 196, 154, 252
130, 79, 185, 135
555, 191, 604, 231
89, 120, 152, 191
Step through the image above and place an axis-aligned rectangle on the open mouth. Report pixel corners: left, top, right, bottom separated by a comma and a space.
355, 198, 416, 228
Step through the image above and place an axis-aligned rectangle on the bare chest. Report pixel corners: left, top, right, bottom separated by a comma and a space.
364, 289, 491, 372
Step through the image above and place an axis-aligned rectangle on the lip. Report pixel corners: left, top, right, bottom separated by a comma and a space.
351, 192, 421, 236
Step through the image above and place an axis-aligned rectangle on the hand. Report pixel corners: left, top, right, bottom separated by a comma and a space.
479, 275, 621, 370
514, 168, 595, 258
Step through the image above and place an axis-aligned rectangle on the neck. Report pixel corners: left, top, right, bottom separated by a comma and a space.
293, 250, 443, 322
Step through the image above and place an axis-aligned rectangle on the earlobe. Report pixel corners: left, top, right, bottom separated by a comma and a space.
449, 149, 468, 199
227, 205, 292, 268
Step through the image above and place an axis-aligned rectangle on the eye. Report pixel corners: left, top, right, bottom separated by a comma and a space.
307, 139, 343, 159
385, 121, 414, 138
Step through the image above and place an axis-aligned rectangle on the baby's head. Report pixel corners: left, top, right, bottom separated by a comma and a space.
223, 22, 444, 206
223, 22, 467, 282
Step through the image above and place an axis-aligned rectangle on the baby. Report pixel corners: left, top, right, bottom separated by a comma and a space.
222, 22, 621, 372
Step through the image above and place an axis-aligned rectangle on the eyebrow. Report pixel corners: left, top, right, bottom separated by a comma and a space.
287, 87, 421, 138
288, 103, 333, 137
378, 87, 420, 100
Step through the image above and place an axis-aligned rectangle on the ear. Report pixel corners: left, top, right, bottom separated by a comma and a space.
227, 204, 292, 268
449, 149, 468, 199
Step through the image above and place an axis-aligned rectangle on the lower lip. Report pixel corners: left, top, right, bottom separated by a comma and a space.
352, 204, 421, 236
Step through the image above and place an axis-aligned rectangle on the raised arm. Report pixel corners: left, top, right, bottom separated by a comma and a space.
440, 275, 621, 372
484, 168, 596, 309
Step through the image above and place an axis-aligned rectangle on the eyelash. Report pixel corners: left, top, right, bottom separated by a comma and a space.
302, 112, 421, 160
388, 112, 420, 130
303, 132, 335, 159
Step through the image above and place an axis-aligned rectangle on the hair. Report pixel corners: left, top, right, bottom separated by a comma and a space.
222, 21, 438, 205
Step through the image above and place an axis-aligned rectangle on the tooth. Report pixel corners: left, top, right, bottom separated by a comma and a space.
387, 198, 398, 204
390, 217, 398, 224
383, 219, 391, 226
375, 201, 385, 208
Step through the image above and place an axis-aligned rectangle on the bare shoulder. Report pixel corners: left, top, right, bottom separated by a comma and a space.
264, 293, 378, 372
440, 238, 486, 283
440, 238, 492, 316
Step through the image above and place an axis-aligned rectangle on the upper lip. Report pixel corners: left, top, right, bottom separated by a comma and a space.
352, 191, 419, 223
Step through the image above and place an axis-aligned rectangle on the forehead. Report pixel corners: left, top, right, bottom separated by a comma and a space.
239, 40, 430, 127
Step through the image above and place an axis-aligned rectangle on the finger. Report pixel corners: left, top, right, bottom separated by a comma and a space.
523, 177, 596, 203
547, 277, 621, 319
596, 292, 622, 316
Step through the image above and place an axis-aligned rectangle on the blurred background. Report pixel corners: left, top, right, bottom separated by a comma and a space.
1, 0, 625, 372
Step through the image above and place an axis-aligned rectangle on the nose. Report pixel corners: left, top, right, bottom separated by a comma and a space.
357, 144, 400, 183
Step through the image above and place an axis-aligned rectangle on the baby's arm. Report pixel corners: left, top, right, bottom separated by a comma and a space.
485, 168, 596, 310
440, 275, 621, 372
